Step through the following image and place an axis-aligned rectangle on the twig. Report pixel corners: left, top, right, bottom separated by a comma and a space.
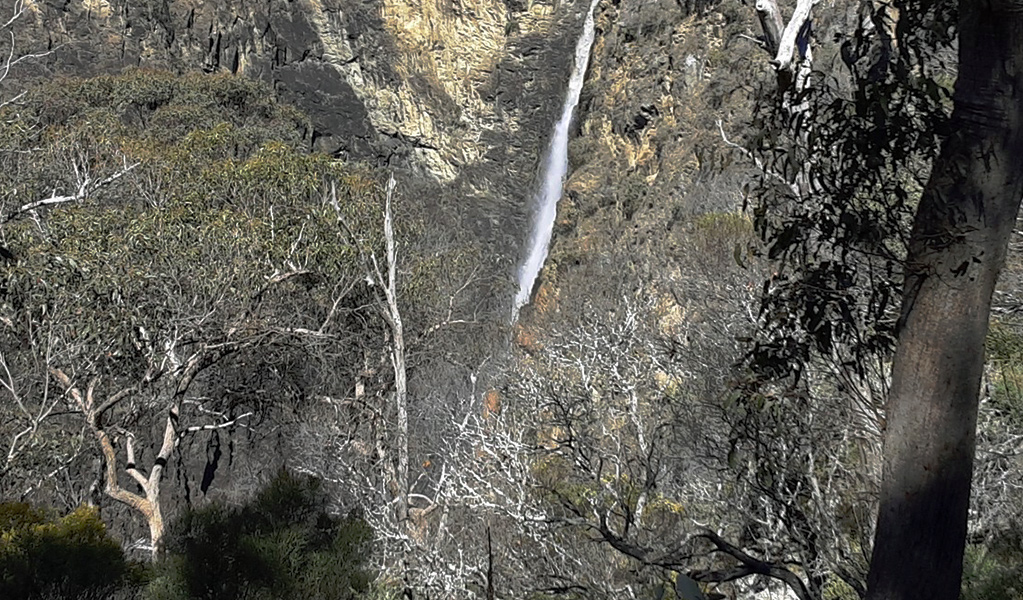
716, 119, 800, 197
183, 412, 253, 433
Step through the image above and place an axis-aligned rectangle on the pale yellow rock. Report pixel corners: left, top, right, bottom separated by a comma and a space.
305, 0, 357, 64
654, 292, 686, 338
565, 169, 600, 196
293, 0, 558, 181
82, 0, 112, 18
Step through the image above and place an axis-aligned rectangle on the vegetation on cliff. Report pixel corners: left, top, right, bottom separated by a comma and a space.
1, 472, 377, 600
1, 1, 1023, 599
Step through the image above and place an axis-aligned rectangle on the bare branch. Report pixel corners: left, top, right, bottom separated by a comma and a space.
49, 368, 153, 517
416, 265, 480, 344
94, 426, 151, 514
694, 531, 813, 600
1, 159, 141, 224
717, 119, 801, 198
254, 268, 312, 300
124, 433, 149, 487
183, 412, 252, 433
753, 0, 817, 92
774, 0, 818, 73
92, 385, 137, 424
755, 0, 785, 54
1, 0, 25, 31
332, 180, 391, 313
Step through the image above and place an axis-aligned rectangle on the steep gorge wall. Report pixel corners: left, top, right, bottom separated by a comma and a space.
517, 0, 766, 330
2, 0, 606, 542
12, 0, 759, 319
4, 0, 782, 569
13, 0, 581, 190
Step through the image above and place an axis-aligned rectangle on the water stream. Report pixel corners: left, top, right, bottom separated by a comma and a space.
511, 0, 601, 322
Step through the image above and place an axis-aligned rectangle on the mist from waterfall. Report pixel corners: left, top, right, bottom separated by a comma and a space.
511, 0, 601, 322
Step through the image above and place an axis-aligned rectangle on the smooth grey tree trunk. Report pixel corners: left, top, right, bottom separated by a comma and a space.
866, 2, 1023, 599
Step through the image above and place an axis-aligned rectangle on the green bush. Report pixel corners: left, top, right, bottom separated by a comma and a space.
151, 470, 374, 600
1, 70, 385, 387
962, 540, 1023, 600
0, 503, 131, 599
986, 321, 1023, 427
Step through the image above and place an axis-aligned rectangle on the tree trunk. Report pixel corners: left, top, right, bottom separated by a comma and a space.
381, 173, 409, 529
866, 3, 1023, 599
756, 0, 785, 55
147, 502, 165, 555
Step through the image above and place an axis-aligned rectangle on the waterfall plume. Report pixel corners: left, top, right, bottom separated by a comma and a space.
511, 0, 601, 323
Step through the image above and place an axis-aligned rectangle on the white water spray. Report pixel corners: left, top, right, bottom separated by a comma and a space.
511, 0, 601, 322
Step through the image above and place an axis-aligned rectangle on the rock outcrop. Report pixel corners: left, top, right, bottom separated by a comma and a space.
13, 0, 588, 187
525, 0, 768, 327
9, 0, 764, 323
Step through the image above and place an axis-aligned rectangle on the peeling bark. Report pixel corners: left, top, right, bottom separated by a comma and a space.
50, 368, 170, 559
50, 343, 242, 560
756, 0, 785, 54
381, 174, 410, 532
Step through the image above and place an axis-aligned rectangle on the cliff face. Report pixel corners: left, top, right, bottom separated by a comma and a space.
15, 0, 585, 189
518, 0, 766, 333
12, 0, 759, 312
4, 0, 783, 581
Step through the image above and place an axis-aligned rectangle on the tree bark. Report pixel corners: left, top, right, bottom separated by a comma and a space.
756, 0, 785, 55
385, 175, 409, 531
50, 344, 235, 560
866, 3, 1023, 599
755, 0, 816, 91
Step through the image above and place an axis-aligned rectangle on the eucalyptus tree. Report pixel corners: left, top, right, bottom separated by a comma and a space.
867, 3, 1023, 599
744, 0, 1023, 598
701, 0, 957, 597
299, 172, 506, 597
0, 0, 81, 485
0, 0, 50, 110
0, 70, 383, 557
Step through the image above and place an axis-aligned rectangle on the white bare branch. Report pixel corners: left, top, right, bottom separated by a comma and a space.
717, 119, 802, 199
774, 0, 818, 73
183, 412, 252, 433
1, 1, 61, 109
1, 157, 141, 224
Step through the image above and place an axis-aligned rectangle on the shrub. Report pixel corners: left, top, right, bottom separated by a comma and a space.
152, 470, 374, 600
962, 540, 1023, 600
0, 503, 130, 599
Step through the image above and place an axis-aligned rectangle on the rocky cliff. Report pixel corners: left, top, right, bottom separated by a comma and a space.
10, 0, 762, 318
4, 0, 766, 559
516, 0, 766, 336
17, 0, 585, 203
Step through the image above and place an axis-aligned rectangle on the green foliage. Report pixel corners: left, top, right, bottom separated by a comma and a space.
24, 69, 308, 148
690, 211, 755, 270
822, 576, 859, 600
0, 70, 386, 379
962, 540, 1023, 600
359, 578, 404, 600
987, 321, 1023, 363
692, 211, 753, 238
0, 503, 131, 599
745, 0, 956, 382
0, 501, 48, 530
718, 10, 959, 588
1, 70, 487, 389
151, 469, 373, 600
0, 70, 311, 210
985, 321, 1023, 427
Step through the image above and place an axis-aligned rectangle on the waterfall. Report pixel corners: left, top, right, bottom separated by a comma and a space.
511, 0, 601, 322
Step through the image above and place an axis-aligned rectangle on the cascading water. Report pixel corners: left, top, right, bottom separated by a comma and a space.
511, 0, 601, 322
